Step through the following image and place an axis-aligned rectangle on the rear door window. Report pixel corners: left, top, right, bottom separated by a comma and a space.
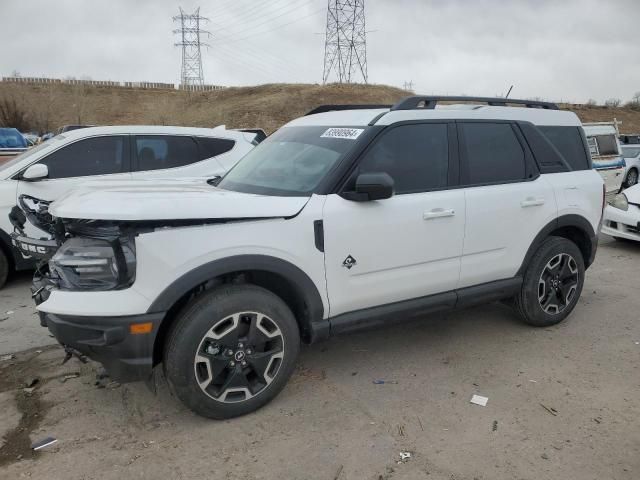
134, 135, 200, 171
38, 136, 127, 179
459, 123, 526, 185
539, 126, 589, 170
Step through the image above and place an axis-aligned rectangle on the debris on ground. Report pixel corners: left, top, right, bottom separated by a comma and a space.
398, 452, 412, 463
32, 437, 58, 451
417, 416, 424, 431
334, 464, 344, 480
5, 310, 14, 315
470, 394, 489, 407
1, 354, 15, 361
492, 420, 498, 431
23, 387, 36, 395
24, 377, 40, 388
540, 403, 558, 416
373, 380, 398, 385
59, 373, 80, 383
593, 417, 602, 424
541, 453, 549, 460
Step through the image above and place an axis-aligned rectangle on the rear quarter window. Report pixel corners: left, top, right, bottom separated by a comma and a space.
539, 126, 590, 171
197, 137, 235, 160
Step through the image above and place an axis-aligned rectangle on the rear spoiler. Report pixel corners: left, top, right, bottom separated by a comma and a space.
234, 128, 267, 144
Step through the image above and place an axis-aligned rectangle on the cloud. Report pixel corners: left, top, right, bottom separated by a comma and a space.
1, 0, 638, 102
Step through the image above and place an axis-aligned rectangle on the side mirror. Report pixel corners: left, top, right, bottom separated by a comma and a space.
22, 164, 49, 181
341, 172, 394, 202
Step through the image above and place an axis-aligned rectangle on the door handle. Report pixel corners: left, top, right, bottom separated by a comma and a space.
520, 197, 545, 207
423, 208, 455, 220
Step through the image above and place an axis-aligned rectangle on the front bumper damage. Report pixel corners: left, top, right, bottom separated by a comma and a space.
31, 258, 164, 383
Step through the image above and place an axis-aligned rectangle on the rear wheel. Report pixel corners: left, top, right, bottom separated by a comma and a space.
164, 284, 300, 419
515, 236, 584, 327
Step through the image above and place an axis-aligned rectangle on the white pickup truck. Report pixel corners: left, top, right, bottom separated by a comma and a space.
582, 123, 625, 196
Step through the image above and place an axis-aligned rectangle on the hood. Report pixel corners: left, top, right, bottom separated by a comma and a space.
49, 178, 310, 221
623, 183, 640, 205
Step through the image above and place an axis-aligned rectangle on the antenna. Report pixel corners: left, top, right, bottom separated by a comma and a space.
505, 85, 514, 99
322, 0, 368, 84
173, 7, 211, 86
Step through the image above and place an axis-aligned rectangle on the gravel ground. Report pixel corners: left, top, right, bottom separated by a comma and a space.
0, 236, 638, 480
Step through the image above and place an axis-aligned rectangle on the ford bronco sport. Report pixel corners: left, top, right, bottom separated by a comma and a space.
26, 96, 604, 418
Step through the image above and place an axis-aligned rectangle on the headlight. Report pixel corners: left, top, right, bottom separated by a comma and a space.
609, 193, 629, 211
50, 237, 136, 291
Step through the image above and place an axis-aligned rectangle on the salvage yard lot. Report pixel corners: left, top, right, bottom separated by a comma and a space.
0, 237, 638, 480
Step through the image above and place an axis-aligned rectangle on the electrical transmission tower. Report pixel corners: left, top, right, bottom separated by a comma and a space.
173, 7, 210, 86
322, 0, 368, 84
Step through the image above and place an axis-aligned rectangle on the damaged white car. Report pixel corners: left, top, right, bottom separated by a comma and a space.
602, 184, 640, 241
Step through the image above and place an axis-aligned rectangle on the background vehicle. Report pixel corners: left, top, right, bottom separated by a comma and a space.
0, 125, 259, 288
582, 122, 625, 195
0, 127, 28, 161
30, 96, 604, 419
620, 144, 640, 187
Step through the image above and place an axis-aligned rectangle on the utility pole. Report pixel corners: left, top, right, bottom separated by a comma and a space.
322, 0, 368, 84
173, 7, 210, 86
403, 80, 414, 92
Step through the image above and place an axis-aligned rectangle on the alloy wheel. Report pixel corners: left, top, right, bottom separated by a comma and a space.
627, 169, 638, 187
194, 312, 285, 403
537, 253, 579, 315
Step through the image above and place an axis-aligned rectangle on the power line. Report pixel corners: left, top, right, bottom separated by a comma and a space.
323, 0, 368, 84
173, 7, 210, 86
212, 0, 320, 44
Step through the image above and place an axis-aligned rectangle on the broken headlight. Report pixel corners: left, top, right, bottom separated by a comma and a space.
49, 237, 136, 291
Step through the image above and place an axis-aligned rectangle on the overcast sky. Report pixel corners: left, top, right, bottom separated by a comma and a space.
2, 0, 639, 103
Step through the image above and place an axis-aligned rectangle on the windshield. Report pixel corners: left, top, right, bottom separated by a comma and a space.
218, 126, 364, 196
621, 146, 640, 158
0, 128, 27, 149
0, 135, 64, 172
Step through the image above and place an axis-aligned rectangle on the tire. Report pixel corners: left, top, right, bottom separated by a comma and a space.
625, 168, 638, 188
164, 284, 300, 419
515, 236, 585, 327
0, 249, 9, 289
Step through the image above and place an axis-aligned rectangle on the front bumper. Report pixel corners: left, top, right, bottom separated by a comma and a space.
41, 310, 164, 382
601, 204, 640, 241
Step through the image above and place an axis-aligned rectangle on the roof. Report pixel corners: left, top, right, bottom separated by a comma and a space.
284, 108, 389, 128
289, 104, 580, 128
582, 124, 617, 136
58, 125, 252, 142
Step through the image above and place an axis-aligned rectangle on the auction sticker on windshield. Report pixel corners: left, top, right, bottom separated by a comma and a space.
321, 128, 364, 140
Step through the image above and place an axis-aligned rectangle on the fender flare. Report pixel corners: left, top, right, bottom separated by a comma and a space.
517, 214, 597, 276
146, 254, 326, 330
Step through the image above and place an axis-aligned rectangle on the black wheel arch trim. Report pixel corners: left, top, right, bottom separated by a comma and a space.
146, 254, 327, 340
517, 214, 597, 276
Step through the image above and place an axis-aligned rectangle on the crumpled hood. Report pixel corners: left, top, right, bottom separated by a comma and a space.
49, 178, 310, 221
623, 183, 640, 205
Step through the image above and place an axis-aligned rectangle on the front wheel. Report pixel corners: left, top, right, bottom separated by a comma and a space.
164, 284, 300, 419
515, 236, 585, 327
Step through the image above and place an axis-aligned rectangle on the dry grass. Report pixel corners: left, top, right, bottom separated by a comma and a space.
1, 82, 640, 134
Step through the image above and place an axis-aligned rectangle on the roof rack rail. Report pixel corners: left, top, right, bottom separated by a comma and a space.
390, 96, 559, 111
305, 104, 392, 116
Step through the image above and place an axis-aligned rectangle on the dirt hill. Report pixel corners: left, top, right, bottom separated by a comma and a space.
1, 82, 639, 134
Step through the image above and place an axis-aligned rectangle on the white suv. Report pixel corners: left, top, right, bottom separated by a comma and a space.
0, 125, 258, 287
28, 96, 604, 419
